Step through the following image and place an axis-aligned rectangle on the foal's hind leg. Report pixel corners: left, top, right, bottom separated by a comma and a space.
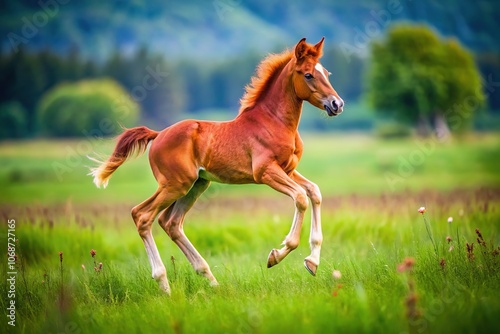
131, 187, 184, 294
158, 178, 218, 286
292, 171, 322, 276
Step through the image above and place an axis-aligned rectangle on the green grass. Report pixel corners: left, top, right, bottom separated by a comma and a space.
0, 134, 499, 333
1, 191, 499, 333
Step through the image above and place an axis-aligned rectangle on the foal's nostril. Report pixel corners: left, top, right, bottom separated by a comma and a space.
331, 100, 338, 111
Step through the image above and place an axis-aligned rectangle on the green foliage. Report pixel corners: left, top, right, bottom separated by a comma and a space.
0, 101, 27, 140
0, 49, 100, 133
368, 24, 485, 134
438, 39, 485, 132
37, 79, 139, 137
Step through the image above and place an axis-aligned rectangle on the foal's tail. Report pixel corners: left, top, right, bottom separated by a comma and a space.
89, 126, 159, 188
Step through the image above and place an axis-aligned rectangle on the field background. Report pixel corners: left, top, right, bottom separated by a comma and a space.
1, 133, 499, 333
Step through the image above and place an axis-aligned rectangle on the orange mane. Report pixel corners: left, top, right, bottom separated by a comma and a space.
239, 50, 293, 113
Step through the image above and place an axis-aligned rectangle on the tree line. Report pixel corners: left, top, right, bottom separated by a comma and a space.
0, 44, 365, 139
0, 47, 180, 138
1, 23, 499, 139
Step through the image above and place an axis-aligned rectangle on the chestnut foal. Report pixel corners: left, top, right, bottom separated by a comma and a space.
91, 37, 344, 294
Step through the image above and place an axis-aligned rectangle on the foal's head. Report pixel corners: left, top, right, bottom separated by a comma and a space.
292, 37, 344, 116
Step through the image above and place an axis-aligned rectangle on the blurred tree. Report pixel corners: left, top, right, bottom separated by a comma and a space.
0, 101, 27, 140
103, 48, 184, 127
0, 48, 100, 136
8, 49, 45, 133
37, 79, 139, 137
367, 24, 485, 137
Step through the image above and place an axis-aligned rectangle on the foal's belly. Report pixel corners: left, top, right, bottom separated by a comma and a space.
198, 165, 256, 184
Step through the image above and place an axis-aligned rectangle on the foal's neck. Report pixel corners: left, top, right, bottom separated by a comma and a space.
261, 61, 303, 131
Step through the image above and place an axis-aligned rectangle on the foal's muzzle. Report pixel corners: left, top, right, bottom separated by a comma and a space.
324, 96, 344, 117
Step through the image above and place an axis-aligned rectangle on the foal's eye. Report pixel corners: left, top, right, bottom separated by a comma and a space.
304, 73, 313, 80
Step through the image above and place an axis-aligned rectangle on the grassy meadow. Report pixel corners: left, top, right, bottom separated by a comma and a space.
1, 133, 500, 333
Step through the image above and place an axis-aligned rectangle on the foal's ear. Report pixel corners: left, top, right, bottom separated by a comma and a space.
313, 37, 325, 58
295, 38, 308, 61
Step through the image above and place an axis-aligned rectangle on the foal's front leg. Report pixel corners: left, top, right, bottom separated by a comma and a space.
292, 171, 323, 276
257, 164, 308, 267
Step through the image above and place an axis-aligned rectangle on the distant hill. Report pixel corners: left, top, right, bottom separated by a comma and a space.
1, 0, 498, 60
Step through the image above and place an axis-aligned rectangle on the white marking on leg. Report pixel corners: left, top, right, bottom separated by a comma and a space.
307, 202, 323, 266
270, 189, 307, 263
142, 231, 170, 293
292, 172, 323, 269
173, 234, 218, 285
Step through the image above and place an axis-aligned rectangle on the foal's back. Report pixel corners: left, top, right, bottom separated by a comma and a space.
148, 116, 268, 185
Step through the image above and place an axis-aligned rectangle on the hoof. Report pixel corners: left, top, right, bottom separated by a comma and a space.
158, 280, 171, 295
209, 280, 220, 287
267, 249, 280, 268
304, 259, 317, 276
